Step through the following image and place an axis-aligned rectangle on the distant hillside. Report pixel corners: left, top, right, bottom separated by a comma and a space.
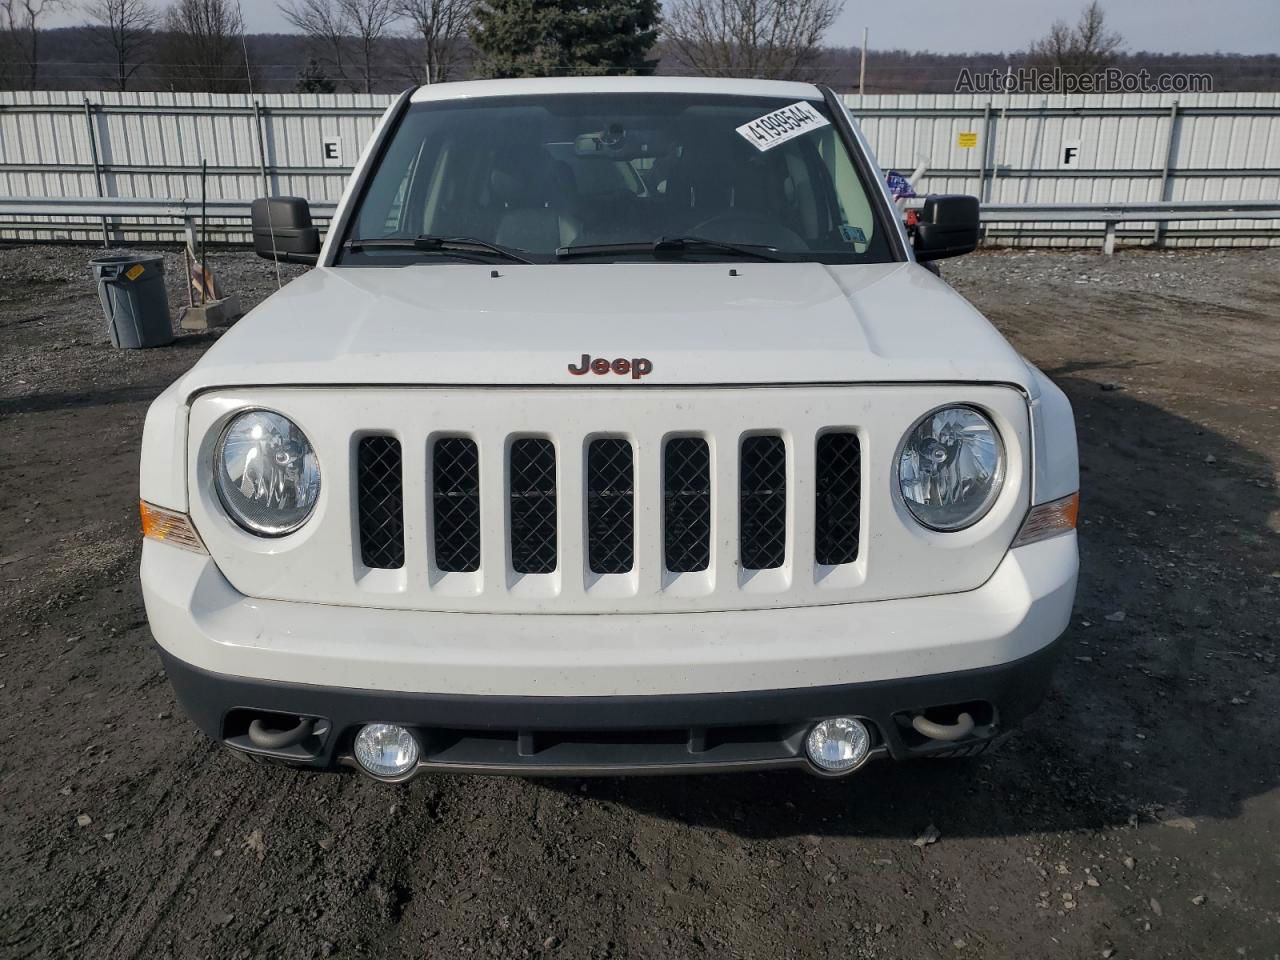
13, 26, 1280, 94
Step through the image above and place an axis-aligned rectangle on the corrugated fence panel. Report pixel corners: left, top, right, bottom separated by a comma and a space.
847, 90, 1280, 247
0, 89, 1276, 247
0, 89, 394, 241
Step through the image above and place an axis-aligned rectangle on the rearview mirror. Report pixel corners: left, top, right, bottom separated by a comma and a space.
573, 126, 674, 160
251, 197, 320, 265
913, 194, 980, 261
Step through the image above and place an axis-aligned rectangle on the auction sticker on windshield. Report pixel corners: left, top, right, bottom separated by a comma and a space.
736, 101, 831, 151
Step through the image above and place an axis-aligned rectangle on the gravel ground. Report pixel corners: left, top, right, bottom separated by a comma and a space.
1, 243, 1278, 960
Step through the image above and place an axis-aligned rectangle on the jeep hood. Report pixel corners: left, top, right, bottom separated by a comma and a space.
179, 261, 1035, 395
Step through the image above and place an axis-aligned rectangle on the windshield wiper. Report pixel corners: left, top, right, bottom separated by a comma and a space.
556, 236, 793, 262
346, 235, 534, 264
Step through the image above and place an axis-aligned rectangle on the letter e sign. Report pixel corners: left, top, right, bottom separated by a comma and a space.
322, 136, 343, 167
1060, 138, 1082, 170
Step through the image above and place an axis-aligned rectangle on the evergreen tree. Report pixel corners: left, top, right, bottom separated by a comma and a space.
473, 0, 660, 78
296, 57, 337, 92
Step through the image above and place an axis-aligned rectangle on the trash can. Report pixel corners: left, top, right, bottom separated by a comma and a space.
91, 254, 173, 348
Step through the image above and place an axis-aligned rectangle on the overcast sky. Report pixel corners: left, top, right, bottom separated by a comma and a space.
50, 0, 1280, 56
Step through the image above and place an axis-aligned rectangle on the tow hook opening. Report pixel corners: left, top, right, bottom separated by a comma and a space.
911, 711, 974, 742
896, 701, 996, 749
249, 716, 315, 749
223, 709, 330, 762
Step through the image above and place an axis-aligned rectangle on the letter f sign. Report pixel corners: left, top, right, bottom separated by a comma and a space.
1060, 139, 1082, 169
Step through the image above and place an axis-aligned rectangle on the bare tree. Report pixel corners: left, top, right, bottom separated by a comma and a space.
157, 0, 249, 92
279, 0, 350, 86
83, 0, 157, 90
280, 0, 400, 93
1029, 1, 1123, 74
397, 0, 474, 84
0, 5, 15, 86
664, 0, 841, 81
0, 0, 68, 88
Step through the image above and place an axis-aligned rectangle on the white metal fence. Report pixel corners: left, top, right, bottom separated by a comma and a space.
0, 91, 391, 243
1, 89, 1278, 248
854, 91, 1280, 247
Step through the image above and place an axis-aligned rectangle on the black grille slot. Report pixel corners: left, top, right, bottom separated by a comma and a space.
739, 435, 786, 570
814, 433, 862, 565
509, 439, 557, 574
357, 436, 405, 569
433, 437, 480, 573
586, 439, 634, 574
664, 437, 711, 573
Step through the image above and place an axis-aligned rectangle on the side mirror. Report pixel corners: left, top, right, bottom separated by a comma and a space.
913, 194, 980, 261
251, 197, 320, 265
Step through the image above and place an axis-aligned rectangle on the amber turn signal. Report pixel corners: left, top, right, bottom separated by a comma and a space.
140, 500, 207, 554
1011, 492, 1079, 548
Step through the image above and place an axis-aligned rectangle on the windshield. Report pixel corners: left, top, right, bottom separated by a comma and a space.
338, 93, 894, 265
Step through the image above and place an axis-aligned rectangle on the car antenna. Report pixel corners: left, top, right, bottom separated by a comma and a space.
238, 0, 283, 291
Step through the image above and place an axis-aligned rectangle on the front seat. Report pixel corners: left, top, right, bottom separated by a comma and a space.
491, 150, 581, 251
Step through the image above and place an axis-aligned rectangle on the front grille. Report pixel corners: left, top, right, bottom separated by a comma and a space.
509, 438, 558, 574
664, 437, 711, 573
739, 435, 787, 570
586, 439, 634, 574
356, 436, 405, 569
815, 432, 862, 565
352, 427, 863, 583
433, 437, 480, 573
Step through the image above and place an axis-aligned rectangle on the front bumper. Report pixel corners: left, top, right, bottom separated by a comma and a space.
159, 636, 1061, 776
143, 533, 1076, 777
142, 533, 1076, 697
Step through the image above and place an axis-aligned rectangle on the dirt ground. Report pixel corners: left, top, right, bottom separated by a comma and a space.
1, 243, 1277, 960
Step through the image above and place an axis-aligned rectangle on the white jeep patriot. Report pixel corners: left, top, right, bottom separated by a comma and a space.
140, 77, 1079, 782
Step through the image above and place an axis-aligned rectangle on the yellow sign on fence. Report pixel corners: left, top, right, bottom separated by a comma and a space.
957, 132, 979, 148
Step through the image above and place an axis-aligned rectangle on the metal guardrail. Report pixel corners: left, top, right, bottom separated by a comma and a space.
0, 196, 1277, 254
0, 101, 390, 117
979, 200, 1280, 253
0, 197, 337, 218
0, 196, 337, 247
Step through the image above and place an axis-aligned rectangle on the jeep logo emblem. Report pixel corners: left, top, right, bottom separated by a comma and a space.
568, 353, 653, 380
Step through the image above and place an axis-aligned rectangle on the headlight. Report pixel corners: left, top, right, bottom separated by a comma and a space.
214, 410, 321, 536
898, 405, 1003, 531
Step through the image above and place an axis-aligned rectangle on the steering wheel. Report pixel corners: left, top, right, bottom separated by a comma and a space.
686, 213, 807, 250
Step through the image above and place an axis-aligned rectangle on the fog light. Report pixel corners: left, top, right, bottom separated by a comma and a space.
806, 717, 871, 773
353, 723, 419, 778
